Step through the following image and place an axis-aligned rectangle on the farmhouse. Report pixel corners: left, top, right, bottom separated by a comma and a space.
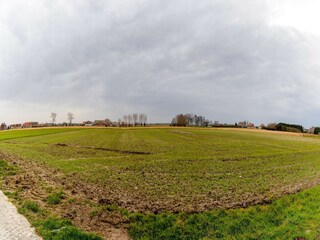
83, 121, 93, 126
10, 123, 22, 129
238, 121, 247, 128
22, 122, 39, 128
308, 127, 316, 134
0, 123, 6, 130
93, 120, 106, 126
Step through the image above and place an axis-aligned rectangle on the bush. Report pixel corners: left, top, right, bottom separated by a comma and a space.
314, 127, 320, 135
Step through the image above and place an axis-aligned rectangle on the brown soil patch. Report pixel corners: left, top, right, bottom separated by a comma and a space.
1, 153, 130, 240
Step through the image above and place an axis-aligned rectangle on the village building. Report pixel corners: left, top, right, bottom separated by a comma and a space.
83, 121, 93, 126
308, 127, 316, 134
0, 123, 7, 130
10, 123, 22, 129
22, 122, 39, 128
93, 120, 106, 126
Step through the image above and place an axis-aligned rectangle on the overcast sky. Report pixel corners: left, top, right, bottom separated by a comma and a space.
1, 0, 320, 127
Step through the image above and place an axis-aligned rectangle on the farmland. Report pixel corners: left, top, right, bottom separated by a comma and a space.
1, 127, 320, 239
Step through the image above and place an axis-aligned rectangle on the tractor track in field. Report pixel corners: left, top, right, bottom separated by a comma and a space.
54, 143, 151, 155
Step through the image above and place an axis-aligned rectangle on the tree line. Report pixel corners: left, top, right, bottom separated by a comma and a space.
170, 113, 209, 127
263, 122, 303, 133
121, 113, 147, 127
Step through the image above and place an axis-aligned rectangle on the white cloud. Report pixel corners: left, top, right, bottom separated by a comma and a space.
270, 0, 320, 36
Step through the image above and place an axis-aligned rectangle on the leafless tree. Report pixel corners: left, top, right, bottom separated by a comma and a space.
144, 114, 147, 126
185, 113, 194, 126
142, 114, 147, 126
171, 113, 208, 127
133, 113, 138, 126
67, 112, 74, 125
105, 119, 112, 126
128, 114, 133, 126
123, 115, 128, 127
50, 112, 57, 125
138, 113, 147, 126
139, 113, 143, 126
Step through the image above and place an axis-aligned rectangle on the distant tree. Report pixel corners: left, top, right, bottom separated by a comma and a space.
276, 122, 303, 133
194, 115, 206, 126
133, 113, 138, 126
314, 127, 320, 134
203, 119, 209, 127
123, 115, 128, 127
137, 113, 147, 126
67, 112, 74, 125
185, 113, 194, 126
170, 117, 177, 126
143, 114, 147, 126
139, 114, 143, 126
105, 119, 112, 126
128, 114, 133, 126
194, 114, 198, 126
50, 112, 57, 125
171, 113, 208, 127
176, 114, 187, 126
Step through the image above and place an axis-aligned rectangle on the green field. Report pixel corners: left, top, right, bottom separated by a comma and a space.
1, 127, 320, 239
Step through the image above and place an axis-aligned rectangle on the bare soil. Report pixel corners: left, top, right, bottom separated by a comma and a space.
1, 153, 130, 240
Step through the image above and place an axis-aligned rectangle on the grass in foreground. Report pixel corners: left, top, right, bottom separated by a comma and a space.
14, 194, 103, 240
129, 184, 320, 239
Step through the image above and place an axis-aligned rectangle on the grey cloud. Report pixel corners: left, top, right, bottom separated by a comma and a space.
0, 0, 319, 126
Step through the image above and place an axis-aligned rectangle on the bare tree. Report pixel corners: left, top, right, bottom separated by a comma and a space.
185, 113, 194, 126
176, 114, 187, 126
138, 113, 147, 126
50, 112, 57, 125
139, 113, 143, 126
171, 113, 208, 127
105, 119, 112, 127
128, 114, 133, 126
123, 115, 128, 127
143, 114, 147, 126
67, 112, 74, 125
133, 113, 138, 126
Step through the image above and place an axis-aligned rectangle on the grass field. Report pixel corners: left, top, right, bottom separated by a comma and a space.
1, 127, 320, 239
